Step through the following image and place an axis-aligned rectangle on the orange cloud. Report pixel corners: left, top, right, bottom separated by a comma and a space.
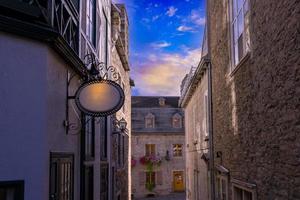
132, 48, 201, 96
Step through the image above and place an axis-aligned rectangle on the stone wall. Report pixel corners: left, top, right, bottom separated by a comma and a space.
131, 134, 185, 198
209, 0, 300, 199
184, 71, 209, 200
111, 3, 131, 200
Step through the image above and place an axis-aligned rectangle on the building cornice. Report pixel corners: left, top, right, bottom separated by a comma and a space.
179, 57, 210, 108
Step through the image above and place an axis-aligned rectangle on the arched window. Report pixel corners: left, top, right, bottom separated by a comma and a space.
172, 113, 182, 128
145, 113, 155, 128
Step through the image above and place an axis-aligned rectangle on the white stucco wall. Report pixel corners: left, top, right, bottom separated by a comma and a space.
0, 32, 83, 200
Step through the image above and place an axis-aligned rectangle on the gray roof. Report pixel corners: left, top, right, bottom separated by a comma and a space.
132, 96, 180, 108
131, 96, 184, 134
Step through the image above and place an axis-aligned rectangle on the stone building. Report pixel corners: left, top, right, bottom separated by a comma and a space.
111, 4, 133, 200
0, 1, 131, 200
205, 0, 300, 199
131, 96, 185, 198
179, 31, 210, 199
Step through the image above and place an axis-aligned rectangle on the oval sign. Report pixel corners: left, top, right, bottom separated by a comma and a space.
75, 79, 125, 117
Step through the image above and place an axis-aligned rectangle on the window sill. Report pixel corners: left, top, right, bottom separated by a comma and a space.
230, 52, 250, 77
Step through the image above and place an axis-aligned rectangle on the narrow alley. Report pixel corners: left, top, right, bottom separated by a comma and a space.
136, 193, 185, 200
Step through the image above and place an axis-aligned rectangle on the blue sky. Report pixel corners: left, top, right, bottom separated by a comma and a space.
113, 0, 206, 96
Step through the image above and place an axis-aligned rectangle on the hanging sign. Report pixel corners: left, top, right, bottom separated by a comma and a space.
75, 79, 125, 117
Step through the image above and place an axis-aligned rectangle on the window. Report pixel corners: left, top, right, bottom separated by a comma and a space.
111, 167, 115, 200
84, 166, 93, 200
173, 144, 183, 157
103, 11, 109, 65
117, 134, 126, 167
204, 91, 209, 137
216, 176, 228, 200
0, 181, 24, 200
158, 97, 165, 106
233, 186, 254, 200
50, 153, 73, 200
85, 116, 95, 159
122, 82, 125, 113
117, 134, 122, 166
100, 117, 107, 161
145, 144, 155, 156
145, 113, 155, 128
86, 0, 96, 45
145, 172, 156, 188
172, 113, 182, 128
231, 0, 250, 67
100, 164, 109, 200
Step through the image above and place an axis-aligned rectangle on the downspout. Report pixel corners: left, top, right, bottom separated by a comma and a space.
206, 0, 215, 199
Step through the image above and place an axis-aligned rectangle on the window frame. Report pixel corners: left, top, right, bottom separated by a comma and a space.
231, 180, 256, 200
229, 0, 250, 70
0, 180, 24, 200
145, 113, 155, 128
145, 172, 156, 188
100, 164, 109, 200
84, 116, 95, 160
49, 152, 74, 200
100, 117, 108, 161
173, 144, 183, 157
204, 90, 209, 137
172, 114, 182, 128
86, 0, 96, 46
145, 144, 156, 156
216, 175, 228, 200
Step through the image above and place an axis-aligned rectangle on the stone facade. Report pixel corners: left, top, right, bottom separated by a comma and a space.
111, 4, 132, 200
207, 0, 300, 199
180, 62, 210, 200
131, 97, 185, 198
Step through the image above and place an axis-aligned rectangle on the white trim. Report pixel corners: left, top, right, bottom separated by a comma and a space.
231, 180, 257, 200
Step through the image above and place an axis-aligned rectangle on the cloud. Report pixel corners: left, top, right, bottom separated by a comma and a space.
152, 14, 161, 21
177, 25, 195, 32
166, 6, 178, 17
150, 41, 171, 49
131, 48, 202, 96
190, 10, 206, 26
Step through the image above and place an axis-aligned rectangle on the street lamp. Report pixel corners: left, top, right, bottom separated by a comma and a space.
119, 117, 127, 132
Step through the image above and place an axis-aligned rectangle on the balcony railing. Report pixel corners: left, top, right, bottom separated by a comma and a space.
0, 0, 79, 54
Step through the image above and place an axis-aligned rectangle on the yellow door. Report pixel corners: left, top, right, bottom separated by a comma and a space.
173, 171, 184, 192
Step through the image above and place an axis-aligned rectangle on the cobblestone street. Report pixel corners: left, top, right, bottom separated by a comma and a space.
135, 193, 185, 200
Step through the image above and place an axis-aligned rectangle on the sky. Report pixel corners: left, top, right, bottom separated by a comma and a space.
113, 0, 206, 96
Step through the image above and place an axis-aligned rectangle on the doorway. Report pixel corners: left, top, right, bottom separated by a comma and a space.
173, 171, 184, 192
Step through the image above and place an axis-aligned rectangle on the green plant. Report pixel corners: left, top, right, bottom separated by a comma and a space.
146, 182, 155, 192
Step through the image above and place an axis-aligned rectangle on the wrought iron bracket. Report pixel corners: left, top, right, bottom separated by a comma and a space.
64, 71, 82, 135
64, 53, 122, 134
83, 53, 120, 82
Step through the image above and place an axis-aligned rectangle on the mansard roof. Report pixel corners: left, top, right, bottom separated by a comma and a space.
131, 96, 184, 134
131, 96, 180, 108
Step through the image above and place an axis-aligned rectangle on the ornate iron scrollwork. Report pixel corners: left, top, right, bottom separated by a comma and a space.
84, 53, 120, 82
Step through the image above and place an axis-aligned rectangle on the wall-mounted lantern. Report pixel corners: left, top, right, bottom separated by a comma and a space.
112, 116, 128, 134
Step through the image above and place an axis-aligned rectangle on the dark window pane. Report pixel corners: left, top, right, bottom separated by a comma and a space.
85, 167, 94, 200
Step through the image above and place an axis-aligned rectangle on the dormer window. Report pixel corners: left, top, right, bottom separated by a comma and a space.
145, 113, 155, 128
172, 113, 182, 128
158, 97, 166, 106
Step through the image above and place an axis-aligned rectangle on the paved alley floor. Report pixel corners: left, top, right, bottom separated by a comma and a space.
135, 193, 185, 200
